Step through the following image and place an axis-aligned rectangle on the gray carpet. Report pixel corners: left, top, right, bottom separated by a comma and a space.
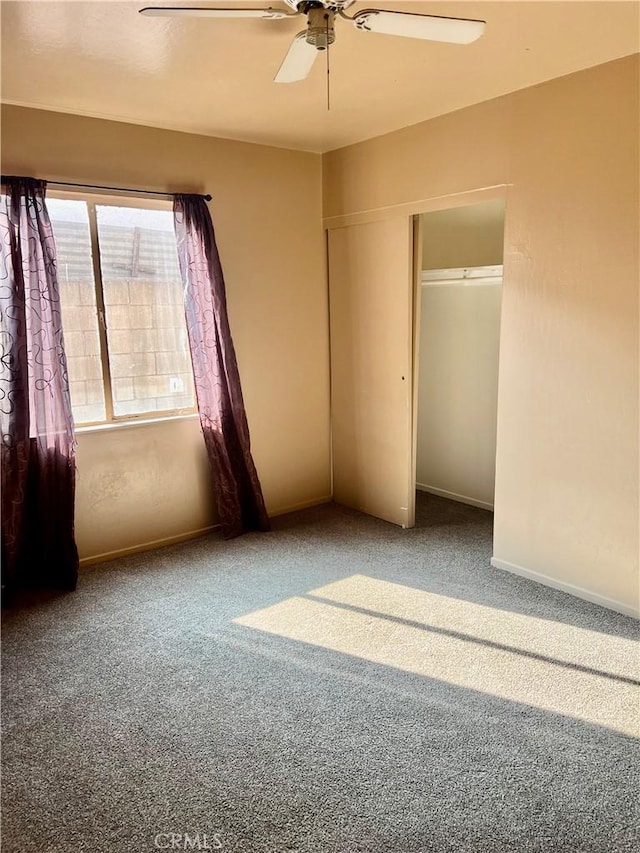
2, 494, 639, 853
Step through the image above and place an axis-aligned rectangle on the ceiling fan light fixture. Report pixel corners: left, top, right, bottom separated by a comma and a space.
306, 7, 335, 49
352, 9, 486, 44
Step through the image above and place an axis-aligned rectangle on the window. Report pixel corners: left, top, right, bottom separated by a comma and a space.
49, 195, 195, 425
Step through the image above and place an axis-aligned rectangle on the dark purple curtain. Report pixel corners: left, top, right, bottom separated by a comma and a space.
0, 177, 78, 593
173, 195, 269, 539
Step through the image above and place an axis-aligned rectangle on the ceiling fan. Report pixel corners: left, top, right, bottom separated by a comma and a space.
139, 2, 486, 84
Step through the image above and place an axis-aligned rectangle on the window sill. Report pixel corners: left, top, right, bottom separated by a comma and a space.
76, 412, 199, 435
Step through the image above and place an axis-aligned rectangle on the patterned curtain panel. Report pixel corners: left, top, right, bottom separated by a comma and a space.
173, 195, 270, 539
0, 177, 79, 593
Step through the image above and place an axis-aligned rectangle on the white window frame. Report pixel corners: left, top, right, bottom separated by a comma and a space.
50, 189, 197, 428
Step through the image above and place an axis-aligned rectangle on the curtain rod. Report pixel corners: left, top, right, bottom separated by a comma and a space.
1, 176, 212, 202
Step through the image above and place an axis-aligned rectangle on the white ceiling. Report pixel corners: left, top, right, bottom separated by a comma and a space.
1, 1, 638, 152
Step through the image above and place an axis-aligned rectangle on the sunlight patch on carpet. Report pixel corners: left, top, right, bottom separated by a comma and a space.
234, 574, 640, 737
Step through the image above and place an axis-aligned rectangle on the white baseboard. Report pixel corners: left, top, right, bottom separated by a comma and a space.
79, 525, 219, 567
490, 557, 639, 619
269, 496, 333, 517
416, 483, 493, 512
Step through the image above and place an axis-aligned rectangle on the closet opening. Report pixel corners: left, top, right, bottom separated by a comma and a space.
413, 199, 505, 530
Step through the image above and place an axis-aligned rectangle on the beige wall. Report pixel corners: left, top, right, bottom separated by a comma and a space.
1, 105, 331, 561
324, 55, 640, 615
75, 418, 215, 562
422, 200, 505, 270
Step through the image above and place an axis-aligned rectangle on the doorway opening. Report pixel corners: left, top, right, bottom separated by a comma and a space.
413, 198, 505, 529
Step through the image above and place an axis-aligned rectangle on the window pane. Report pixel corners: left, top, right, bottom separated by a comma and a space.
48, 198, 106, 424
95, 206, 194, 417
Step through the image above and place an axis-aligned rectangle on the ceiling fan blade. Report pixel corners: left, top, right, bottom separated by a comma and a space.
139, 6, 295, 19
274, 32, 318, 83
351, 9, 485, 44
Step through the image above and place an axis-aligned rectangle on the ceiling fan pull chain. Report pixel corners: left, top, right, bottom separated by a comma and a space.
325, 12, 331, 111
